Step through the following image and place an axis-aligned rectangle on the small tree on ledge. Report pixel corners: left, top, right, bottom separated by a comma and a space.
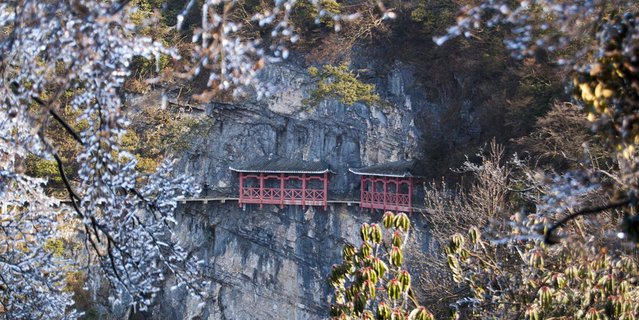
304, 63, 382, 109
328, 211, 434, 320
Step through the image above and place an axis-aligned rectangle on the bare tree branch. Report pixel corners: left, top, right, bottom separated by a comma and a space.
544, 198, 634, 244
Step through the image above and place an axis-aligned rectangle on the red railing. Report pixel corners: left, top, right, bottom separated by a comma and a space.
360, 176, 414, 215
238, 172, 328, 209
241, 187, 325, 200
240, 187, 326, 206
237, 172, 415, 214
361, 191, 409, 204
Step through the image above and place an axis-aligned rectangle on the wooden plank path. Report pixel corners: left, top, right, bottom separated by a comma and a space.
175, 197, 430, 214
177, 197, 239, 204
60, 196, 429, 213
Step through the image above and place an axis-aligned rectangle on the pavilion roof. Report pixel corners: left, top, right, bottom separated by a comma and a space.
349, 160, 422, 178
229, 156, 333, 174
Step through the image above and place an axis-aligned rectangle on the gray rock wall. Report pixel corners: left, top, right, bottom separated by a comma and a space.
172, 59, 452, 194
156, 203, 375, 319
133, 56, 471, 319
146, 202, 431, 320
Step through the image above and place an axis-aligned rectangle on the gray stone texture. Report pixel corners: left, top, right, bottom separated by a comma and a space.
121, 55, 474, 319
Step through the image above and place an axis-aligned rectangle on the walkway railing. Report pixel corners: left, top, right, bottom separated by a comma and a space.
239, 187, 326, 208
238, 172, 329, 209
360, 191, 411, 213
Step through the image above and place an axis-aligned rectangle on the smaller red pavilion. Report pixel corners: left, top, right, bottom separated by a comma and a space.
230, 156, 332, 210
349, 160, 421, 215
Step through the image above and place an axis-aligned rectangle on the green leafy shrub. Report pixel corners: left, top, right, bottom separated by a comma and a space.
446, 213, 639, 319
291, 0, 342, 33
573, 13, 639, 160
24, 154, 62, 182
409, 0, 457, 35
328, 212, 434, 320
304, 62, 381, 108
43, 239, 65, 258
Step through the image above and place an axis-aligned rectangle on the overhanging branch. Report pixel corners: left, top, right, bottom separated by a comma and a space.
544, 197, 634, 244
30, 95, 85, 145
48, 109, 84, 145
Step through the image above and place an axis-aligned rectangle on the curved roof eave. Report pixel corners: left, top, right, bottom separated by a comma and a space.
348, 168, 413, 178
229, 166, 333, 174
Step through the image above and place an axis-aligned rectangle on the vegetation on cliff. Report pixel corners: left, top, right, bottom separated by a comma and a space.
326, 1, 639, 320
3, 0, 639, 318
0, 0, 308, 316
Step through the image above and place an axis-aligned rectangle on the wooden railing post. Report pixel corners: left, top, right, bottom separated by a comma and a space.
360, 176, 365, 212
372, 178, 378, 213
280, 173, 285, 209
259, 172, 264, 209
302, 173, 306, 209
323, 172, 328, 210
383, 178, 388, 211
395, 177, 400, 211
239, 172, 244, 207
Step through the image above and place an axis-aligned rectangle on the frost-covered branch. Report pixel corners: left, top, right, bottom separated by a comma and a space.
0, 0, 399, 316
0, 0, 209, 317
544, 197, 634, 244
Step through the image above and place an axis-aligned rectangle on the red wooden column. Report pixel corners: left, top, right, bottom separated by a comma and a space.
239, 172, 244, 207
259, 172, 264, 209
323, 172, 328, 210
280, 173, 285, 209
302, 173, 307, 209
408, 177, 413, 216
360, 176, 365, 212
383, 178, 388, 211
370, 177, 376, 213
395, 177, 400, 211
376, 178, 379, 211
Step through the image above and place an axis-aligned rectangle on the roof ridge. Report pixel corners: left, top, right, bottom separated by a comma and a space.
348, 160, 422, 178
229, 156, 334, 174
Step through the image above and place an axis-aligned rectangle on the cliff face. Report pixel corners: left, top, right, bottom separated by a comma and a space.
118, 56, 469, 319
172, 58, 454, 193
157, 203, 379, 319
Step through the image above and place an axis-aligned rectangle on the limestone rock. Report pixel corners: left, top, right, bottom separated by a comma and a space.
118, 55, 477, 319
